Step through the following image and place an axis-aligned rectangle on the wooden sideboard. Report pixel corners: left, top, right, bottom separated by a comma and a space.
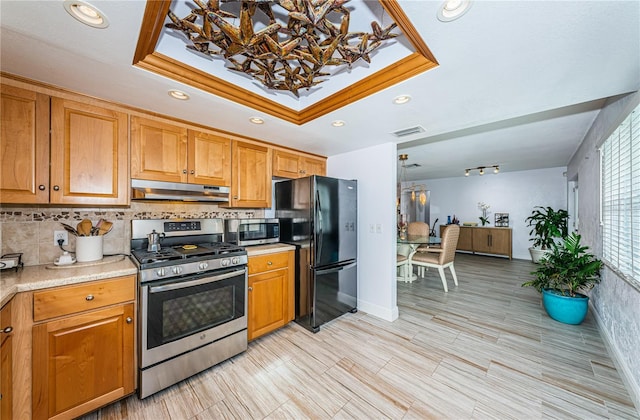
440, 225, 512, 259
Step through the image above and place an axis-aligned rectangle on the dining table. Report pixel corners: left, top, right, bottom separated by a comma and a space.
397, 235, 442, 281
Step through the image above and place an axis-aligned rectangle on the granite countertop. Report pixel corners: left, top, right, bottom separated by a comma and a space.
246, 243, 296, 257
0, 255, 138, 307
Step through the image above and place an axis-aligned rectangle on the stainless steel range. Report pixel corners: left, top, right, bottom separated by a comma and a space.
130, 218, 248, 399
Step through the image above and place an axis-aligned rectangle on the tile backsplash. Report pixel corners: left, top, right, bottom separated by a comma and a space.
0, 202, 263, 266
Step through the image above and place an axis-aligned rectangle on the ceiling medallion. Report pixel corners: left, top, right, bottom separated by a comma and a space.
165, 0, 399, 97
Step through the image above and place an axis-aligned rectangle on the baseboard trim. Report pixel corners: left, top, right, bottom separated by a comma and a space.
356, 299, 398, 322
590, 301, 640, 415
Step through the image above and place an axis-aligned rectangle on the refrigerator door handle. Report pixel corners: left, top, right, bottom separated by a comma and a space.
316, 189, 323, 263
315, 261, 357, 275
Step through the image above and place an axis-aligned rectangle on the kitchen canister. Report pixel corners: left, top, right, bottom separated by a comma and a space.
75, 235, 104, 262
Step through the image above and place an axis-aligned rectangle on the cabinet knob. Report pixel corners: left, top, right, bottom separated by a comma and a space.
267, 261, 273, 265
190, 170, 195, 175
38, 184, 46, 191
53, 185, 60, 191
1, 326, 13, 334
126, 317, 133, 324
233, 196, 238, 199
85, 294, 94, 301
248, 286, 253, 291
183, 169, 188, 174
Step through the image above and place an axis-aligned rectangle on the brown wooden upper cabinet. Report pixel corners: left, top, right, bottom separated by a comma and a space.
1, 85, 128, 205
188, 130, 231, 186
1, 85, 50, 204
273, 149, 326, 179
50, 98, 129, 205
131, 116, 231, 187
229, 141, 272, 208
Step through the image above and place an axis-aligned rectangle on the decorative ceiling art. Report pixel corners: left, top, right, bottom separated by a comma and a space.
133, 0, 438, 124
165, 0, 399, 97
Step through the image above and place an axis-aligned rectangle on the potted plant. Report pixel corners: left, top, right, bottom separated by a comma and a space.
522, 232, 602, 325
525, 206, 569, 262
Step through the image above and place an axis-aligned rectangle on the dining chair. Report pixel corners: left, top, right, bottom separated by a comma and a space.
410, 224, 460, 292
407, 222, 430, 276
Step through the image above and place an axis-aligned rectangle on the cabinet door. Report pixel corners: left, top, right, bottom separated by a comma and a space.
32, 303, 135, 420
0, 85, 50, 204
302, 156, 326, 176
273, 150, 302, 178
131, 116, 188, 183
50, 98, 129, 205
0, 301, 12, 420
472, 228, 493, 254
230, 141, 272, 208
457, 226, 474, 251
489, 228, 512, 258
248, 268, 288, 340
188, 130, 231, 186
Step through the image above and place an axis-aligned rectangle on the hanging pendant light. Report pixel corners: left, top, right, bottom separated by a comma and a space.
398, 153, 428, 205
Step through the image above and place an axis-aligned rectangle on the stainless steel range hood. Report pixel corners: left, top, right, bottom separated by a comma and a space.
131, 179, 229, 202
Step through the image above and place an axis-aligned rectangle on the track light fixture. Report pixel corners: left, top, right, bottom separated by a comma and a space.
464, 165, 499, 176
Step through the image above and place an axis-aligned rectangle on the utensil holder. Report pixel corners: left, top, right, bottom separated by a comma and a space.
76, 236, 103, 262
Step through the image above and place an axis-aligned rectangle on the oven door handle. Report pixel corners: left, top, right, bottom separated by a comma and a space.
149, 268, 246, 293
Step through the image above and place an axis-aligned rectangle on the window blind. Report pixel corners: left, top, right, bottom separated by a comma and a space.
601, 103, 640, 284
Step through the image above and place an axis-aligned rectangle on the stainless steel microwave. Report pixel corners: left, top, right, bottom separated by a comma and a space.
224, 218, 280, 246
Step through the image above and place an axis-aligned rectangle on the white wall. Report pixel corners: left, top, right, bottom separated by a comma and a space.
418, 167, 567, 260
327, 142, 399, 322
568, 90, 640, 411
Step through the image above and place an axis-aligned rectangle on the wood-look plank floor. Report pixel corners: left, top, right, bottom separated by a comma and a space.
80, 254, 639, 419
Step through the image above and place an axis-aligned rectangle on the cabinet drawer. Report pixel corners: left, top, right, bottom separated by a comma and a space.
33, 275, 136, 322
248, 252, 289, 274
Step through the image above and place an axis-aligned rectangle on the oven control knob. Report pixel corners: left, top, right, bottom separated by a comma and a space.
172, 266, 183, 275
231, 257, 240, 265
221, 259, 230, 267
156, 268, 167, 277
199, 262, 209, 270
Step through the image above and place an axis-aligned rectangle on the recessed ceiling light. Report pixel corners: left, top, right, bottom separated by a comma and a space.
249, 117, 264, 124
393, 95, 412, 105
437, 0, 472, 22
168, 90, 189, 100
63, 0, 109, 28
331, 120, 345, 127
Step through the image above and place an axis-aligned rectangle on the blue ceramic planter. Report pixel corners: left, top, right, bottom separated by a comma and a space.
542, 288, 589, 325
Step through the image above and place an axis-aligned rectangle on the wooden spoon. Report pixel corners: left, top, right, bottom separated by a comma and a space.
98, 220, 113, 236
77, 219, 93, 236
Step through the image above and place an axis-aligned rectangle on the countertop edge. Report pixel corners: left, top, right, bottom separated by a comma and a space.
1, 257, 137, 307
246, 243, 296, 257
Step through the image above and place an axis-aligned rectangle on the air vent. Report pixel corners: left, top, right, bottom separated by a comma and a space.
392, 125, 425, 137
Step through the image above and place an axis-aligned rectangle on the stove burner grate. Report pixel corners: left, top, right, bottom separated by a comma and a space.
131, 242, 246, 266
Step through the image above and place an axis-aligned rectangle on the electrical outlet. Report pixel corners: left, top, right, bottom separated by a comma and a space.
54, 230, 68, 246
376, 224, 383, 234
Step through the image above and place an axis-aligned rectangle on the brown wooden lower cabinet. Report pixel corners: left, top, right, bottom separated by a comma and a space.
441, 225, 512, 259
1, 300, 13, 420
247, 250, 295, 340
31, 275, 136, 420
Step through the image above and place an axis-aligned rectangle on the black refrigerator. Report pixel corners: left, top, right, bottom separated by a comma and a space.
275, 176, 357, 333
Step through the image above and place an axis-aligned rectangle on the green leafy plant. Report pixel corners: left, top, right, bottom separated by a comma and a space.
522, 232, 603, 297
525, 206, 569, 249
